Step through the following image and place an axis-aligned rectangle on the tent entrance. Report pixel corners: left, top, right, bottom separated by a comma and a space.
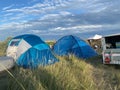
9, 39, 21, 46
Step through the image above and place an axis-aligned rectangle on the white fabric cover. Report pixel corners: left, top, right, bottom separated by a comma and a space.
6, 46, 18, 60
16, 39, 32, 59
88, 34, 102, 40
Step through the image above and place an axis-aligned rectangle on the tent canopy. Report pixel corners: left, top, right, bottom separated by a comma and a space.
88, 34, 102, 40
52, 35, 97, 59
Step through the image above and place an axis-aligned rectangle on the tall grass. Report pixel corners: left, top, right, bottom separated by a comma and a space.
7, 56, 97, 90
4, 55, 120, 90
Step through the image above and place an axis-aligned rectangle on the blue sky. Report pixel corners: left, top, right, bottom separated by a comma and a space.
0, 0, 120, 40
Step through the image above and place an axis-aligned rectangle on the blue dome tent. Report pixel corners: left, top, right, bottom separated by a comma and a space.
52, 35, 97, 59
7, 34, 58, 68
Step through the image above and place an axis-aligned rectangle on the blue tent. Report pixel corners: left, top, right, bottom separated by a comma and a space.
52, 35, 97, 59
7, 34, 58, 68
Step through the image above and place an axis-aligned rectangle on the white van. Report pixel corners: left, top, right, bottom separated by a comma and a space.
101, 34, 120, 64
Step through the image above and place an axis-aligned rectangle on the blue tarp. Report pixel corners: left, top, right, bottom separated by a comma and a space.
53, 35, 97, 59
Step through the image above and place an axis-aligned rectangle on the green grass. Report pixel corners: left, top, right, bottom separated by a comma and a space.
1, 38, 120, 90
0, 37, 12, 56
45, 41, 55, 48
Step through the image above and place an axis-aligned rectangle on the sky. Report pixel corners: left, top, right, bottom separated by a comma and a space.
0, 0, 120, 41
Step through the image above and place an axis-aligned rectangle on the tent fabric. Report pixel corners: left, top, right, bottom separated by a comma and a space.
17, 48, 57, 68
13, 34, 44, 46
88, 34, 102, 40
16, 39, 32, 59
53, 35, 97, 59
7, 34, 58, 68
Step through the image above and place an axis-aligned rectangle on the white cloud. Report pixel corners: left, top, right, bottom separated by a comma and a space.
2, 4, 14, 10
30, 30, 43, 33
0, 22, 32, 31
3, 13, 13, 17
52, 25, 102, 31
4, 0, 70, 15
5, 3, 51, 14
59, 11, 72, 16
40, 14, 59, 20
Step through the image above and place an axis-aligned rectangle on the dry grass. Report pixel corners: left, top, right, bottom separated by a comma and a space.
6, 56, 97, 90
0, 37, 12, 56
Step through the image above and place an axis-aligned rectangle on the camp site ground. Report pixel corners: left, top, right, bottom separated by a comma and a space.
101, 34, 120, 64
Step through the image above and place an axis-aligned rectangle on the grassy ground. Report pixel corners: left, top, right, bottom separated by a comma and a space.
0, 39, 120, 90
45, 41, 55, 48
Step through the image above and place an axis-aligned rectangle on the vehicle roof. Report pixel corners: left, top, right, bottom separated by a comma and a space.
103, 33, 120, 38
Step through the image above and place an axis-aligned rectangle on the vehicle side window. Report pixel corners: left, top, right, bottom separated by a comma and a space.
105, 35, 120, 49
116, 42, 120, 48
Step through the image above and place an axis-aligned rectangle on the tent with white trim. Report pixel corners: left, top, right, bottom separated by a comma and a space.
6, 34, 58, 68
